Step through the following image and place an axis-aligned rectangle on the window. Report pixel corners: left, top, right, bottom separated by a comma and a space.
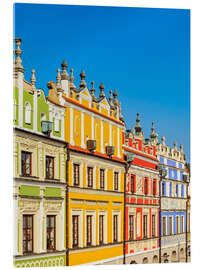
113, 215, 118, 242
46, 156, 54, 179
176, 216, 179, 234
73, 164, 80, 186
47, 216, 56, 251
131, 175, 135, 193
162, 182, 165, 196
152, 215, 156, 237
143, 215, 148, 239
144, 178, 148, 195
72, 216, 79, 248
181, 185, 184, 197
169, 217, 173, 235
170, 182, 172, 197
21, 151, 32, 176
176, 184, 178, 196
153, 180, 156, 196
25, 102, 31, 124
114, 172, 119, 191
23, 215, 33, 254
99, 215, 104, 244
181, 216, 184, 233
87, 167, 93, 188
55, 113, 59, 132
163, 216, 167, 236
100, 169, 105, 189
86, 215, 92, 246
41, 112, 46, 121
129, 215, 134, 240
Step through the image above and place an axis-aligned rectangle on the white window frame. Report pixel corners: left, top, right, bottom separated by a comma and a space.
25, 102, 31, 124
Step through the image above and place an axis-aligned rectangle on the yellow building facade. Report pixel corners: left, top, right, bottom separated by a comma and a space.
57, 62, 126, 265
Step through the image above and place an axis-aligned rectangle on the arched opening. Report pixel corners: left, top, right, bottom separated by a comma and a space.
180, 248, 184, 257
25, 102, 31, 124
143, 257, 148, 264
152, 255, 158, 264
130, 260, 137, 264
172, 250, 177, 262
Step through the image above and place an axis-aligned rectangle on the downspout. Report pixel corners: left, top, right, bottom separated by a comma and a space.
65, 143, 70, 266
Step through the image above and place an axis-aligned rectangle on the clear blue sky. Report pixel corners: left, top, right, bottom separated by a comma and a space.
14, 3, 190, 161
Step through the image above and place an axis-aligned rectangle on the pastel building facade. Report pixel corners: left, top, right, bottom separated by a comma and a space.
153, 130, 188, 263
52, 61, 126, 265
123, 116, 160, 264
13, 39, 67, 268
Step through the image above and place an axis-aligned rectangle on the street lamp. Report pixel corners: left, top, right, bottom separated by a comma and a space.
157, 164, 167, 264
123, 152, 135, 264
183, 172, 190, 263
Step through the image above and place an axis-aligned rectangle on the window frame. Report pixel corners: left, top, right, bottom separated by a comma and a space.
86, 215, 92, 247
100, 169, 105, 190
114, 172, 119, 191
152, 214, 156, 237
113, 215, 118, 242
153, 180, 156, 196
143, 215, 148, 239
23, 215, 33, 254
46, 156, 55, 179
163, 216, 167, 236
176, 216, 179, 234
99, 215, 104, 245
21, 151, 32, 176
87, 167, 93, 188
73, 164, 80, 186
129, 215, 134, 240
144, 178, 148, 195
131, 175, 135, 194
72, 215, 79, 248
46, 215, 56, 251
169, 216, 173, 235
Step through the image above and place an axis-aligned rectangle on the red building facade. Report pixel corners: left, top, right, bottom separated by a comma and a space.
123, 114, 160, 264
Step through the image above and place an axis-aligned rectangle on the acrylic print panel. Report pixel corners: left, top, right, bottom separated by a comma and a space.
13, 2, 190, 267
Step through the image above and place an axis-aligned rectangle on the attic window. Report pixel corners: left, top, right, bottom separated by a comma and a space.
25, 102, 31, 124
55, 113, 59, 132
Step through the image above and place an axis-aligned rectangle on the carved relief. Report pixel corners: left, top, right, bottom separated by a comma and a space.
19, 198, 40, 212
44, 200, 62, 212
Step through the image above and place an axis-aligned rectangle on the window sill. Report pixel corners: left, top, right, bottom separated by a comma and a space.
45, 178, 60, 181
20, 175, 38, 179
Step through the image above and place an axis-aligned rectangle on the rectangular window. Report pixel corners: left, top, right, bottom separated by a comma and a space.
143, 215, 147, 239
176, 184, 178, 196
114, 172, 119, 191
176, 216, 179, 234
86, 215, 92, 246
152, 215, 156, 237
144, 178, 148, 195
21, 151, 32, 176
23, 215, 33, 254
73, 164, 80, 186
129, 215, 134, 240
181, 216, 184, 233
72, 215, 79, 248
169, 216, 173, 235
131, 175, 135, 194
163, 216, 167, 236
46, 156, 54, 179
87, 167, 93, 188
153, 180, 156, 196
47, 215, 56, 251
100, 169, 105, 189
113, 215, 118, 242
99, 215, 104, 244
162, 182, 165, 196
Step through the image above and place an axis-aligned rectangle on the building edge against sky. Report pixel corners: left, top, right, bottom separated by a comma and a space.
13, 38, 190, 267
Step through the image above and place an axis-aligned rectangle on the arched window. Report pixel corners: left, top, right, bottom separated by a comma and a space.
25, 102, 31, 124
152, 255, 158, 264
143, 257, 148, 264
55, 113, 59, 132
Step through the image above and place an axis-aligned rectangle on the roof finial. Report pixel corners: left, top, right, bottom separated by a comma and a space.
109, 89, 114, 107
180, 144, 183, 151
135, 113, 142, 133
14, 38, 25, 73
69, 68, 76, 90
30, 69, 36, 88
79, 70, 86, 88
150, 121, 158, 140
113, 90, 119, 105
99, 83, 105, 98
161, 136, 166, 145
61, 60, 69, 80
174, 141, 177, 149
56, 68, 61, 89
90, 80, 96, 99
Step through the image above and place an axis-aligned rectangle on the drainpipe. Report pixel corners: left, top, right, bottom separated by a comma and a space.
65, 143, 70, 266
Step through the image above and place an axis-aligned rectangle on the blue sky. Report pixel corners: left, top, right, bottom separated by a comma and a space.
14, 4, 190, 161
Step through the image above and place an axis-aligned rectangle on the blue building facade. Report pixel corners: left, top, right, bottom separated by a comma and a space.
157, 136, 188, 263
